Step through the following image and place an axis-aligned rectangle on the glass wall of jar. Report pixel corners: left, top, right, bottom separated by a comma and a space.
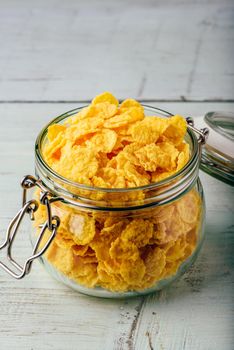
31, 106, 206, 298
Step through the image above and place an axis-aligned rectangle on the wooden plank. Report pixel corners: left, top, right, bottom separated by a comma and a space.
0, 102, 233, 350
0, 0, 233, 101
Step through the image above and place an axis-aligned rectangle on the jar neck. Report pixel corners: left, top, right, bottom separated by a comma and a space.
34, 105, 206, 211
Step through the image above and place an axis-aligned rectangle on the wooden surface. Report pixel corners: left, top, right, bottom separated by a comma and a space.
0, 0, 234, 102
0, 1, 234, 349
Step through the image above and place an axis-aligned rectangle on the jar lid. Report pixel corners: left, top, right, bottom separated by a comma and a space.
199, 111, 234, 186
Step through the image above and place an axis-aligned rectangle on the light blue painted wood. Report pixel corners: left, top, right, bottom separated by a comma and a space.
0, 0, 233, 347
0, 0, 233, 101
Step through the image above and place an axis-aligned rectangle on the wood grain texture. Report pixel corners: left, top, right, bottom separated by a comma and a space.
0, 102, 233, 350
0, 0, 234, 101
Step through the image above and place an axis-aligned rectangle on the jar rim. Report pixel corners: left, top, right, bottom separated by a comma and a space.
35, 105, 199, 195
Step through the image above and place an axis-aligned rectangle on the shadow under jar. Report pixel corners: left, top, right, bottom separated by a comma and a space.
31, 106, 206, 298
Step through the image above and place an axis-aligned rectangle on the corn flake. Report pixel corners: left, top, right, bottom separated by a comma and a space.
120, 258, 146, 284
46, 243, 74, 275
130, 121, 159, 145
120, 98, 143, 110
43, 133, 66, 164
109, 237, 139, 261
92, 92, 119, 106
71, 257, 98, 288
65, 116, 104, 142
69, 213, 96, 245
163, 115, 187, 145
53, 145, 99, 182
121, 219, 154, 247
87, 129, 117, 153
143, 247, 166, 280
104, 107, 144, 129
94, 102, 118, 119
48, 124, 66, 141
176, 190, 200, 224
65, 105, 97, 125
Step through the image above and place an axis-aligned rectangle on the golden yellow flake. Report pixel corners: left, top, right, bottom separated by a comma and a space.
47, 124, 66, 142
92, 91, 119, 106
69, 213, 96, 245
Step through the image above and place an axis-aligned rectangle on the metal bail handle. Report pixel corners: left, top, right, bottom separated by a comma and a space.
0, 175, 61, 279
186, 117, 209, 146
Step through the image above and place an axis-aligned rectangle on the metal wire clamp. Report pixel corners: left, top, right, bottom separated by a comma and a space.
186, 117, 209, 145
0, 175, 60, 279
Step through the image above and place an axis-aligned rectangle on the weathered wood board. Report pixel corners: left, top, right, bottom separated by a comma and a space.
0, 0, 233, 102
0, 102, 233, 350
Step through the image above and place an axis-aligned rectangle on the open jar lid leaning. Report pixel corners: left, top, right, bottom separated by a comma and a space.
199, 111, 234, 186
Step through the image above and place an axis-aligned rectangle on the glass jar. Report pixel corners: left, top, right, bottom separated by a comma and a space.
1, 106, 232, 298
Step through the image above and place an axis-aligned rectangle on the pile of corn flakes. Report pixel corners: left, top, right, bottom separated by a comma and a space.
43, 92, 189, 188
34, 92, 202, 292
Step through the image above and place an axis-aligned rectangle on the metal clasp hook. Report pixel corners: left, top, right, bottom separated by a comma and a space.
0, 175, 60, 279
186, 117, 209, 145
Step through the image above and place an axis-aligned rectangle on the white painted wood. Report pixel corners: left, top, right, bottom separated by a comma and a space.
0, 0, 233, 101
0, 102, 233, 350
